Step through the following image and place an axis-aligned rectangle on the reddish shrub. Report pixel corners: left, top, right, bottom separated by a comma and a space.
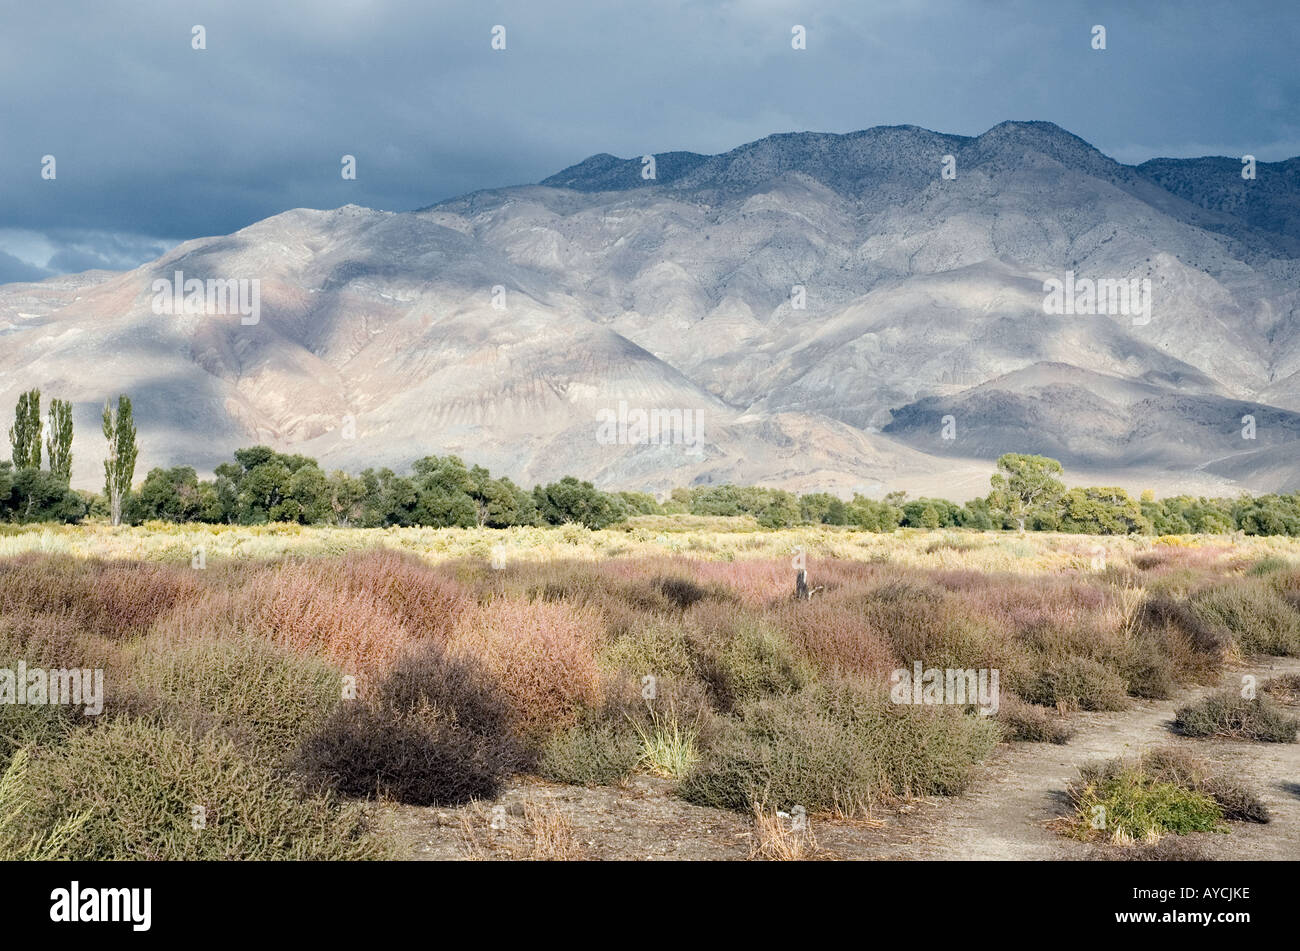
0, 555, 200, 638
450, 598, 603, 744
153, 561, 415, 683
328, 549, 470, 641
770, 599, 896, 680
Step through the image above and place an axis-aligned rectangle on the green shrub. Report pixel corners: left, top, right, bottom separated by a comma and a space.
1138, 746, 1270, 822
538, 715, 641, 786
599, 620, 695, 683
678, 682, 998, 815
0, 717, 382, 860
127, 633, 342, 759
1019, 656, 1129, 711
687, 617, 814, 713
1189, 582, 1300, 656
0, 702, 75, 773
1065, 765, 1224, 842
1173, 691, 1299, 742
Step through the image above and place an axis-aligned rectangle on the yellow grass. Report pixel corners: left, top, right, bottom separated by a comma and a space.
2, 520, 1298, 574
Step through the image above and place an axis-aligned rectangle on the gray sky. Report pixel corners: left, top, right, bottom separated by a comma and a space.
2, 0, 1296, 282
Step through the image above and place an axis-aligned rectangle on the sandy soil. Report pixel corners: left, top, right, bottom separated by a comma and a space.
381, 657, 1300, 861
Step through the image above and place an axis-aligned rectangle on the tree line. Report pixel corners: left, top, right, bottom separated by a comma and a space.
5, 390, 1300, 535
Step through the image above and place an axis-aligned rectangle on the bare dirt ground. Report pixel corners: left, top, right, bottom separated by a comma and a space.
381, 657, 1300, 861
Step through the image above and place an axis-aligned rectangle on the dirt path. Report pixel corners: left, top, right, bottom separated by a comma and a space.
881, 656, 1300, 860
381, 657, 1300, 860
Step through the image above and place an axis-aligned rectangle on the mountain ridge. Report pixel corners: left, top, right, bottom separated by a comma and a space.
3, 120, 1299, 498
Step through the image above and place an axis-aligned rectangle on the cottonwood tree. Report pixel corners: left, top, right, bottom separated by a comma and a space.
8, 389, 42, 469
45, 398, 73, 481
988, 453, 1065, 532
102, 395, 138, 526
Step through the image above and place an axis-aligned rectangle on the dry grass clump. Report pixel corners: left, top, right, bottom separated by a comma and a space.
458, 798, 586, 861
1138, 746, 1270, 822
749, 802, 821, 860
1261, 673, 1300, 705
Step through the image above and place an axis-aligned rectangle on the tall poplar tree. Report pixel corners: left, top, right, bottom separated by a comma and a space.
46, 398, 73, 482
8, 389, 41, 469
102, 395, 138, 526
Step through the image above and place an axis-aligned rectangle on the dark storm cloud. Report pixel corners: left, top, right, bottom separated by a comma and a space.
1, 0, 1296, 278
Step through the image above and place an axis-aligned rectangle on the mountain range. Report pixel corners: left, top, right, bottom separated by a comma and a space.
2, 120, 1298, 500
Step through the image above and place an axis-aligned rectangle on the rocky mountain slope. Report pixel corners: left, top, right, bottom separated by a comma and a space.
2, 121, 1298, 498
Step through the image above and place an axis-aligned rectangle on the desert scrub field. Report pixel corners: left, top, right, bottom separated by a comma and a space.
1, 522, 1299, 859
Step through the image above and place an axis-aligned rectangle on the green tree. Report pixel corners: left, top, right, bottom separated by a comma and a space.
9, 389, 41, 469
1058, 486, 1147, 535
44, 398, 73, 482
325, 470, 366, 526
844, 494, 903, 532
136, 466, 201, 522
534, 476, 626, 529
3, 465, 85, 523
101, 395, 138, 526
988, 453, 1066, 531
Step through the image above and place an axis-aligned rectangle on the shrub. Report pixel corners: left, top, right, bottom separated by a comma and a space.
854, 580, 1006, 672
155, 562, 417, 681
1139, 747, 1270, 822
1064, 764, 1224, 842
996, 696, 1075, 744
537, 715, 641, 786
0, 701, 75, 774
599, 619, 696, 683
1247, 555, 1290, 576
0, 555, 200, 639
679, 682, 998, 815
1019, 656, 1129, 711
1132, 595, 1227, 684
126, 632, 342, 759
771, 599, 897, 680
330, 549, 470, 640
1189, 582, 1300, 656
298, 644, 524, 805
0, 638, 83, 771
1, 717, 382, 860
1120, 635, 1178, 699
683, 613, 814, 713
1173, 691, 1299, 742
450, 598, 603, 745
